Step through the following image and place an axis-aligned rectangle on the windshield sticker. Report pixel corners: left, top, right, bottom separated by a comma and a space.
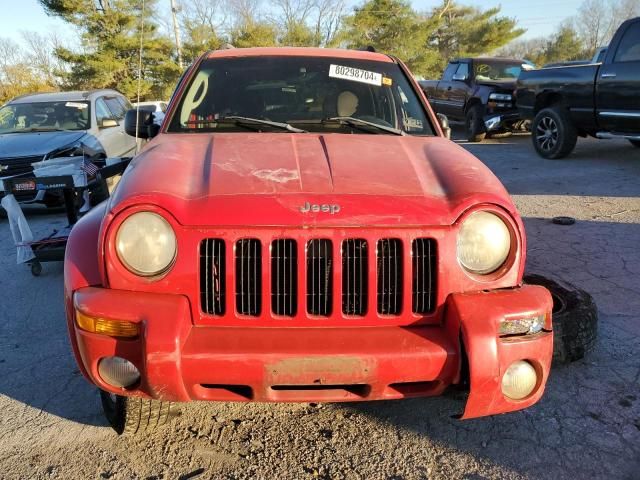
65, 102, 88, 109
382, 77, 393, 86
404, 117, 423, 130
329, 64, 382, 86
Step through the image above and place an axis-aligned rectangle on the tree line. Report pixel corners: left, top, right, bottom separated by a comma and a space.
0, 0, 638, 104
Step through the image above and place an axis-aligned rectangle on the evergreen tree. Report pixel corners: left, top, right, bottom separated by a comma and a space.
38, 0, 181, 100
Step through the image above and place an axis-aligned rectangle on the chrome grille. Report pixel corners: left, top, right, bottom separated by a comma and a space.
236, 239, 262, 316
200, 239, 226, 315
271, 239, 297, 316
306, 239, 333, 316
412, 238, 437, 314
342, 239, 368, 316
377, 239, 402, 315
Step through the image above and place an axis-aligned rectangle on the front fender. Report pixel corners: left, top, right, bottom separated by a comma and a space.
64, 201, 108, 380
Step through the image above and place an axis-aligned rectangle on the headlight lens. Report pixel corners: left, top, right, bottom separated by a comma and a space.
115, 211, 177, 276
457, 211, 511, 274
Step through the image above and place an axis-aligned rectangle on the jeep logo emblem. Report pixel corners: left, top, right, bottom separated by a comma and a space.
300, 201, 341, 214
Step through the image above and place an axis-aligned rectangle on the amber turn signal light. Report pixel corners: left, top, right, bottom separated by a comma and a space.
75, 310, 139, 338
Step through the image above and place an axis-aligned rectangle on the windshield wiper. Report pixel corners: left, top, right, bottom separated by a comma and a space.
219, 116, 307, 133
3, 127, 71, 134
326, 116, 406, 136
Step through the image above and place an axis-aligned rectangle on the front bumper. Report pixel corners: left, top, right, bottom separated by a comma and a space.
70, 285, 552, 419
484, 111, 522, 132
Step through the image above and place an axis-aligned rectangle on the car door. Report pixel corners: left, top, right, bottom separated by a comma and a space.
431, 62, 459, 118
103, 95, 137, 157
596, 19, 640, 133
448, 62, 472, 119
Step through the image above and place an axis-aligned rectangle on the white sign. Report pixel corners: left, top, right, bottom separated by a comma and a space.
329, 64, 382, 86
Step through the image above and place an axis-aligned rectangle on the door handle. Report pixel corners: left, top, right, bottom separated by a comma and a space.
601, 72, 616, 78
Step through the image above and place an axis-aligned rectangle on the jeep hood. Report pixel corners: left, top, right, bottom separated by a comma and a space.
110, 133, 515, 227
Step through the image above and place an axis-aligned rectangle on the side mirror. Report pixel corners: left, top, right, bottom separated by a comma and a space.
437, 113, 451, 140
99, 118, 119, 129
452, 73, 468, 82
124, 107, 158, 139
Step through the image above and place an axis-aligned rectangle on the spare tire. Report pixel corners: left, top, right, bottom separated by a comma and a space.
524, 274, 598, 364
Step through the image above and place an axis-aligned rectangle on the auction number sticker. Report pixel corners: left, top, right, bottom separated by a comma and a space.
329, 64, 382, 86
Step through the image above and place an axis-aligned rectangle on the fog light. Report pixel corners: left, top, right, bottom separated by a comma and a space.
98, 356, 140, 388
499, 314, 545, 336
76, 310, 139, 338
501, 360, 537, 400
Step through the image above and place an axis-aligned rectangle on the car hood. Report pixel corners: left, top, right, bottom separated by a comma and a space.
0, 130, 86, 158
109, 133, 515, 227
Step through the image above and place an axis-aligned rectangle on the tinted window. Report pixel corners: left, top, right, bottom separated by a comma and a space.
614, 22, 640, 62
442, 63, 458, 81
0, 101, 90, 132
168, 56, 434, 136
116, 96, 133, 111
95, 98, 112, 122
455, 63, 469, 79
104, 97, 127, 119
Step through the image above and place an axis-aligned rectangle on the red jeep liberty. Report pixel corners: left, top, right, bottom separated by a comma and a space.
64, 47, 553, 434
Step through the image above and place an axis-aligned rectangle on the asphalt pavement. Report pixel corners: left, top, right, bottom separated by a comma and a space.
0, 130, 638, 479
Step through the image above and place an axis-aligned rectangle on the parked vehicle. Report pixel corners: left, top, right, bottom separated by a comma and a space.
0, 90, 137, 204
517, 17, 640, 158
64, 47, 554, 435
133, 100, 168, 125
419, 57, 533, 142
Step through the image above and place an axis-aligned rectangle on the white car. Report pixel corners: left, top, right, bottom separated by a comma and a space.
0, 89, 137, 204
132, 101, 168, 125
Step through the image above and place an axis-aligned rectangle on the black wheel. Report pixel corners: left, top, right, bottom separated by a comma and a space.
465, 105, 486, 142
524, 274, 598, 364
629, 139, 640, 148
100, 390, 180, 435
30, 261, 42, 277
531, 106, 577, 159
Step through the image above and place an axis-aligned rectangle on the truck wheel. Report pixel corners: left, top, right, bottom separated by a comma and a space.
465, 105, 486, 142
629, 140, 640, 148
532, 107, 577, 159
523, 274, 598, 365
100, 390, 180, 435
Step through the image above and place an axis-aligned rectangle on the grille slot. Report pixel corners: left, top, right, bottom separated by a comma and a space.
412, 238, 437, 314
377, 239, 403, 315
200, 239, 226, 315
342, 239, 368, 315
236, 239, 262, 316
271, 239, 297, 316
306, 239, 333, 316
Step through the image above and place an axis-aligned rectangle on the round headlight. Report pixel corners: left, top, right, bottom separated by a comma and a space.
457, 211, 511, 274
116, 211, 177, 276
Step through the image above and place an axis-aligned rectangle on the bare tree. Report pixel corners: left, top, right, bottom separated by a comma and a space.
575, 0, 640, 54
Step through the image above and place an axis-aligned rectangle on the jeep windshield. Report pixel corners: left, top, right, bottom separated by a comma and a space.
167, 55, 434, 135
0, 101, 91, 133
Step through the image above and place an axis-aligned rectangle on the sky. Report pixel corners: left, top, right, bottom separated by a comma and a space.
0, 0, 584, 47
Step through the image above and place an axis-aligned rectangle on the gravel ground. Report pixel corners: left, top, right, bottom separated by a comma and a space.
0, 131, 639, 480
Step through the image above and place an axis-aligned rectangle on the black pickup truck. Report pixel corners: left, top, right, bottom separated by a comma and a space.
419, 57, 532, 142
517, 17, 640, 159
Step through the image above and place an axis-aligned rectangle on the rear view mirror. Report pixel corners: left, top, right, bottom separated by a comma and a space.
437, 113, 451, 139
452, 73, 468, 82
124, 107, 158, 139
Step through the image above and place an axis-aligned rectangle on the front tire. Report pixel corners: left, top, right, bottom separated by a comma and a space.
532, 107, 577, 159
465, 105, 486, 142
524, 274, 598, 364
100, 390, 180, 435
629, 139, 640, 148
